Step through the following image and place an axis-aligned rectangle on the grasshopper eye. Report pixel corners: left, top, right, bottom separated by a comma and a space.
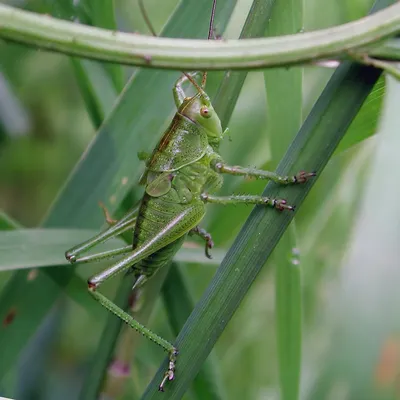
200, 106, 211, 119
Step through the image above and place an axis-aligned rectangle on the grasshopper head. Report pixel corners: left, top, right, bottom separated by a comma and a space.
179, 94, 223, 145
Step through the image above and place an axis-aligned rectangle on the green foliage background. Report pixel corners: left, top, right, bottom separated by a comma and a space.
1, 0, 399, 399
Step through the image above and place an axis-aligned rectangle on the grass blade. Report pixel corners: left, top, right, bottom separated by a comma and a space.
275, 225, 302, 400
71, 58, 118, 128
264, 1, 303, 398
0, 229, 121, 270
70, 0, 121, 127
0, 211, 20, 230
264, 0, 303, 165
336, 76, 385, 152
0, 229, 224, 271
213, 0, 276, 128
37, 0, 119, 127
85, 0, 124, 92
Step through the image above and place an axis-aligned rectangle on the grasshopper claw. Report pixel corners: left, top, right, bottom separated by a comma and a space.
65, 251, 76, 263
295, 170, 317, 183
159, 370, 174, 392
158, 349, 178, 392
274, 199, 295, 212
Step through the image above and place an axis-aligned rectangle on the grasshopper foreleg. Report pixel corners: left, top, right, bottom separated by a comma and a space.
212, 161, 316, 185
86, 242, 181, 392
201, 193, 295, 211
190, 226, 214, 259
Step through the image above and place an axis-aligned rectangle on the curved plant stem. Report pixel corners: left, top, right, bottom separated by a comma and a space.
0, 3, 400, 70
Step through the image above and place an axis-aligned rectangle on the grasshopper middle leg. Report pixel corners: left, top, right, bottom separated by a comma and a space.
201, 193, 295, 211
212, 161, 316, 185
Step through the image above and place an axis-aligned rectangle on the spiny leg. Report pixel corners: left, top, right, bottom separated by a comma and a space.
212, 160, 316, 185
87, 242, 180, 391
190, 226, 214, 259
88, 286, 177, 392
201, 193, 295, 211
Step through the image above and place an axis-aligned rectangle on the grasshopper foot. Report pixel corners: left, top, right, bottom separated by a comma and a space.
205, 237, 214, 259
65, 251, 76, 263
273, 199, 295, 212
294, 171, 317, 183
159, 349, 178, 392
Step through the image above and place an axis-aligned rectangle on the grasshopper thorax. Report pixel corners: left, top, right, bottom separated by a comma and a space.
179, 93, 223, 146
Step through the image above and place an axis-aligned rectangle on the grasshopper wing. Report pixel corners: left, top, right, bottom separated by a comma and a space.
147, 114, 208, 173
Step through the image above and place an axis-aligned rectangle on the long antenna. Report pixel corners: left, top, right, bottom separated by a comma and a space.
138, 0, 157, 37
201, 0, 217, 88
208, 0, 217, 40
138, 0, 215, 96
183, 72, 206, 96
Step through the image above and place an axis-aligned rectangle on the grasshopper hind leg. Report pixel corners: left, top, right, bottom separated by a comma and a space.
87, 276, 178, 391
86, 231, 197, 392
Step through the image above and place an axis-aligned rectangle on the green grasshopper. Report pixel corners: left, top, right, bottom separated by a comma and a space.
65, 0, 315, 391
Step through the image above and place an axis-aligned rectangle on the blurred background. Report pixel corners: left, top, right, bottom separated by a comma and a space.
1, 0, 399, 399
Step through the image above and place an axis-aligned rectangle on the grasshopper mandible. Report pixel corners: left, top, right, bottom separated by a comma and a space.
65, 0, 315, 392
